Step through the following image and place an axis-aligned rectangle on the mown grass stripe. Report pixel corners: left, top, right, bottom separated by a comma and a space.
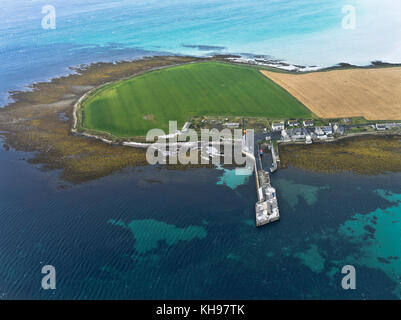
82, 62, 312, 137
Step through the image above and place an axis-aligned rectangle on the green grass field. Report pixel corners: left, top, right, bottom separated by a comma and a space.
81, 62, 312, 137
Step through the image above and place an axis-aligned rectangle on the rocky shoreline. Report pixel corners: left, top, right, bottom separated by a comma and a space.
279, 134, 401, 175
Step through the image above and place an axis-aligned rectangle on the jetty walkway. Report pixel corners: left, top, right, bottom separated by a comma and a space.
253, 134, 280, 226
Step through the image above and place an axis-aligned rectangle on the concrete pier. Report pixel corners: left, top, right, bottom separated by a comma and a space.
241, 132, 280, 227
268, 142, 278, 173
254, 141, 280, 226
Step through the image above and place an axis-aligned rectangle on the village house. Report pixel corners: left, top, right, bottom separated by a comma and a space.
271, 121, 285, 131
314, 126, 327, 140
303, 120, 314, 127
375, 123, 387, 131
384, 123, 401, 130
281, 129, 290, 141
291, 128, 305, 141
287, 120, 299, 127
322, 125, 333, 135
333, 124, 345, 135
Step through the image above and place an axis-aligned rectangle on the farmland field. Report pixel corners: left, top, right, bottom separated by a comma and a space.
261, 67, 401, 120
80, 62, 312, 137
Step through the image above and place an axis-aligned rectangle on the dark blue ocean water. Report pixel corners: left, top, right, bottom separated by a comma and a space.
1, 138, 401, 299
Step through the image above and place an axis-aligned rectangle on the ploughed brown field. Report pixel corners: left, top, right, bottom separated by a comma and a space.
261, 67, 401, 120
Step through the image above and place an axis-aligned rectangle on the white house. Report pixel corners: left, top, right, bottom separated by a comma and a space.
322, 126, 333, 135
375, 123, 387, 131
271, 121, 285, 131
287, 120, 299, 127
291, 128, 305, 141
281, 129, 290, 141
314, 127, 327, 140
303, 120, 314, 127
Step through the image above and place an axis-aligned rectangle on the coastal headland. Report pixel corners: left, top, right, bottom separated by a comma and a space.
1, 55, 401, 184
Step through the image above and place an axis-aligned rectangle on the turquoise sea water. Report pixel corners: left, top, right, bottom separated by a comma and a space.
1, 0, 401, 105
1, 138, 401, 299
